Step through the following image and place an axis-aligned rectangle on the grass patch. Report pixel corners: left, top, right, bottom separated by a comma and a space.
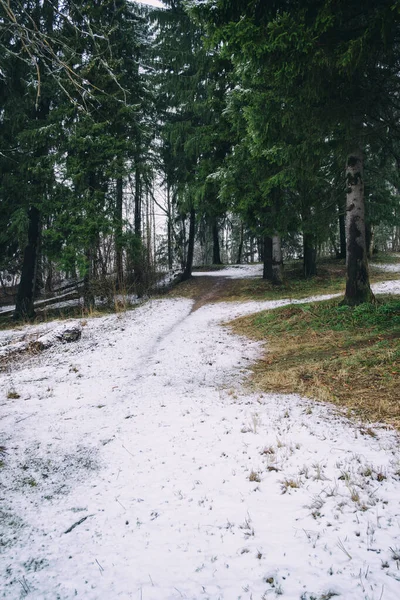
231, 296, 400, 428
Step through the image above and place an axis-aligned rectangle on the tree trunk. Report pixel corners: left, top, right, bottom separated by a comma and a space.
182, 208, 196, 281
342, 147, 374, 306
393, 224, 400, 252
134, 166, 141, 238
236, 222, 244, 264
212, 219, 222, 265
115, 176, 124, 290
303, 233, 317, 277
338, 208, 346, 259
263, 236, 273, 280
34, 220, 43, 299
45, 259, 53, 294
167, 183, 173, 270
365, 222, 375, 259
83, 248, 95, 311
134, 165, 143, 286
249, 237, 255, 263
14, 206, 41, 319
272, 234, 283, 285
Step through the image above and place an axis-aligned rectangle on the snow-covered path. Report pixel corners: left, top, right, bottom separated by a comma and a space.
1, 278, 400, 600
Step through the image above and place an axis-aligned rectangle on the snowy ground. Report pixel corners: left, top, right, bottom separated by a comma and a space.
1, 270, 400, 600
371, 262, 400, 273
193, 264, 264, 279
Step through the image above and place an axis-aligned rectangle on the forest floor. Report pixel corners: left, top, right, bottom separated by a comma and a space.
1, 260, 400, 599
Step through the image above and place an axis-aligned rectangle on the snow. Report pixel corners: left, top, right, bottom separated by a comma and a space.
193, 264, 264, 279
371, 261, 400, 273
1, 271, 400, 599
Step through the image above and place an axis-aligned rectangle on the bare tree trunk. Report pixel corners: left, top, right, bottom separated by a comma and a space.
34, 220, 44, 299
393, 224, 400, 252
212, 218, 222, 265
133, 165, 143, 287
83, 248, 95, 311
115, 176, 124, 290
14, 206, 40, 319
152, 189, 157, 272
236, 222, 244, 264
272, 234, 283, 285
182, 209, 196, 280
134, 166, 141, 238
365, 222, 375, 259
167, 184, 173, 270
303, 233, 317, 277
45, 259, 53, 294
342, 147, 374, 306
249, 237, 255, 263
263, 236, 273, 280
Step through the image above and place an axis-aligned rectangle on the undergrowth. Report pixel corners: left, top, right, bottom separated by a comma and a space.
231, 297, 400, 428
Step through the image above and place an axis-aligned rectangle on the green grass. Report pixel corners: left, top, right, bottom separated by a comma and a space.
231, 297, 400, 428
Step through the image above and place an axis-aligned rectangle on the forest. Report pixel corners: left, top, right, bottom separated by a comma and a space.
1, 0, 399, 320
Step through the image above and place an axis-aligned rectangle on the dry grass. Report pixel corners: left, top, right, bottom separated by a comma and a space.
231, 298, 400, 429
164, 258, 399, 306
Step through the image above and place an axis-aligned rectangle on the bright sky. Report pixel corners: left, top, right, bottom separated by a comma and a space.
132, 0, 164, 7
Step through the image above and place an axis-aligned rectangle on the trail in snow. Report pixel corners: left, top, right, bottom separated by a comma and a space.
0, 270, 400, 600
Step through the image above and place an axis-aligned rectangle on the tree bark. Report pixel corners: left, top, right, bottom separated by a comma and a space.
83, 248, 95, 311
338, 208, 346, 259
182, 208, 196, 281
134, 166, 141, 238
133, 165, 143, 286
262, 236, 273, 280
115, 176, 124, 290
272, 234, 283, 285
365, 222, 375, 259
393, 224, 400, 252
212, 219, 222, 265
236, 222, 244, 264
14, 206, 41, 319
167, 183, 173, 270
303, 233, 317, 277
342, 147, 374, 306
249, 237, 255, 263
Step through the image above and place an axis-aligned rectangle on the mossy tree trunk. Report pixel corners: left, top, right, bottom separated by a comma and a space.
342, 147, 374, 306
